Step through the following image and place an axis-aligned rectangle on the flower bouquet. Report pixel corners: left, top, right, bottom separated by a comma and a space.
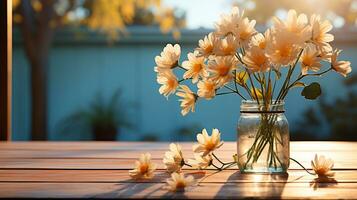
154, 7, 351, 173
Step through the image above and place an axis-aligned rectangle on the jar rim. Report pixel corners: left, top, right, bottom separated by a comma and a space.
240, 100, 285, 113
241, 100, 285, 105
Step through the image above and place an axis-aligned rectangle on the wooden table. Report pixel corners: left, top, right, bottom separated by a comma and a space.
0, 142, 356, 199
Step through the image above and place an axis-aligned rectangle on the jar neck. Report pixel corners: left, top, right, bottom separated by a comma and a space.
240, 100, 285, 113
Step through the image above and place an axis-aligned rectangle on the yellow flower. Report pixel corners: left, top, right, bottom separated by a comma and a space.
155, 44, 181, 71
250, 88, 263, 100
272, 9, 310, 44
163, 143, 184, 173
156, 71, 179, 97
182, 51, 209, 83
266, 31, 301, 67
300, 44, 322, 75
243, 46, 270, 72
215, 7, 244, 37
129, 153, 157, 179
193, 128, 224, 156
214, 34, 240, 56
234, 17, 257, 47
330, 49, 352, 77
310, 14, 334, 51
166, 172, 195, 192
187, 154, 212, 170
207, 56, 237, 87
311, 154, 335, 177
197, 32, 217, 57
197, 79, 217, 100
235, 71, 248, 86
176, 85, 197, 116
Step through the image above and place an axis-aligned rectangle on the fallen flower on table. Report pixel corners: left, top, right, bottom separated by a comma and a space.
163, 143, 185, 173
311, 154, 335, 177
166, 172, 195, 192
193, 128, 224, 156
129, 153, 157, 180
188, 154, 213, 170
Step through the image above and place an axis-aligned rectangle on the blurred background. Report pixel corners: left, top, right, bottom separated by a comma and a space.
12, 0, 357, 141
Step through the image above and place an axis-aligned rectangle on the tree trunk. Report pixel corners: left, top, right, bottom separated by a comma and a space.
30, 56, 48, 140
19, 0, 56, 140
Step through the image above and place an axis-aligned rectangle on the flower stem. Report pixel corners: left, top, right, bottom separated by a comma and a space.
289, 157, 315, 175
184, 162, 192, 167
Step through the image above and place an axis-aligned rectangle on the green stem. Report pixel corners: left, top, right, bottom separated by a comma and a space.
289, 158, 315, 175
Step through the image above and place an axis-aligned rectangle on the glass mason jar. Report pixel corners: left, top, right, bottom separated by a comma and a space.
237, 100, 289, 173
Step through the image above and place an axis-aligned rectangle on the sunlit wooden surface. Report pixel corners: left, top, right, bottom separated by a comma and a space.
0, 142, 356, 199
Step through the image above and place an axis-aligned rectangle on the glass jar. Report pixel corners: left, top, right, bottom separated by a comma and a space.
237, 100, 289, 173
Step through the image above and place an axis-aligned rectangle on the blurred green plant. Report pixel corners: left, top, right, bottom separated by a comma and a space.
292, 74, 357, 141
58, 89, 132, 141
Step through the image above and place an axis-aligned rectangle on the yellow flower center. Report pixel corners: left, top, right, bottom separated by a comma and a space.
302, 56, 314, 66
258, 41, 266, 49
176, 180, 186, 189
167, 78, 177, 89
205, 82, 215, 91
204, 45, 213, 54
217, 65, 230, 76
205, 140, 216, 151
139, 163, 149, 174
192, 63, 203, 73
315, 167, 328, 175
278, 45, 292, 58
239, 30, 251, 40
222, 46, 234, 55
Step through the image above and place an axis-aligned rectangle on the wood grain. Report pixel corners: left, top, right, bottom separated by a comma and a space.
0, 142, 356, 199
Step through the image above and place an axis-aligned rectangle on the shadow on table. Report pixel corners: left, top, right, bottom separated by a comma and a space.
215, 171, 289, 199
309, 176, 338, 191
94, 171, 205, 198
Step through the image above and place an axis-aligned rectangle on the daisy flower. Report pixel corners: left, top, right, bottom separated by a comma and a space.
155, 44, 181, 71
215, 7, 244, 37
129, 153, 157, 179
272, 9, 310, 45
182, 51, 209, 83
156, 71, 179, 97
187, 154, 213, 170
310, 14, 334, 51
163, 143, 184, 173
330, 49, 352, 77
193, 128, 224, 156
249, 29, 270, 49
176, 85, 197, 116
166, 172, 195, 192
300, 44, 322, 75
197, 32, 217, 57
243, 46, 270, 72
197, 79, 217, 100
234, 17, 257, 47
311, 154, 335, 177
207, 56, 237, 87
214, 34, 240, 56
266, 31, 301, 67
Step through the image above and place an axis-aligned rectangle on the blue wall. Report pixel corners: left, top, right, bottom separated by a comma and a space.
12, 27, 357, 141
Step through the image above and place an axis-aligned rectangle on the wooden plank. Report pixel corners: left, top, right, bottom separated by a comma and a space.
0, 182, 356, 199
0, 151, 355, 170
0, 0, 12, 141
0, 157, 355, 170
0, 169, 354, 183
